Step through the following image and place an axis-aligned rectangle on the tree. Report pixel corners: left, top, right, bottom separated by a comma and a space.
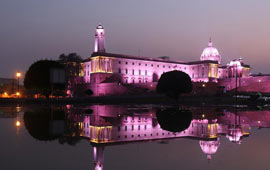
156, 108, 192, 132
156, 71, 192, 99
58, 53, 83, 77
24, 60, 65, 98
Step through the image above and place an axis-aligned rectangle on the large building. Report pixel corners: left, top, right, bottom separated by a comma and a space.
78, 24, 268, 96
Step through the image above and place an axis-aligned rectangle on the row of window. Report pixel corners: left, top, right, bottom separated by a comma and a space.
118, 61, 188, 69
119, 68, 148, 75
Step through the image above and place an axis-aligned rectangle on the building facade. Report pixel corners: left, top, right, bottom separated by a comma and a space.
79, 24, 268, 96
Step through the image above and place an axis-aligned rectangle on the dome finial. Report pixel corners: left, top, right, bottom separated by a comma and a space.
208, 37, 213, 47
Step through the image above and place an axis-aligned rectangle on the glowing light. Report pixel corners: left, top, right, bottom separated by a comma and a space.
16, 120, 21, 127
16, 72, 21, 78
202, 84, 206, 88
202, 114, 205, 118
259, 80, 261, 82
16, 92, 20, 96
258, 121, 261, 124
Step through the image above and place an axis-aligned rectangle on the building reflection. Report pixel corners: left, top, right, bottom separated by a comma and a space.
21, 105, 270, 170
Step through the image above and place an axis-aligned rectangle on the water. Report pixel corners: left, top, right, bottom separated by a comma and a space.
1, 104, 270, 170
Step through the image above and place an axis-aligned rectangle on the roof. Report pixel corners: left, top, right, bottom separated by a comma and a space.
86, 52, 218, 65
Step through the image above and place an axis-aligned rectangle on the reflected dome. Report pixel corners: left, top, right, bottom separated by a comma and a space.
226, 127, 243, 144
199, 138, 220, 160
200, 38, 221, 64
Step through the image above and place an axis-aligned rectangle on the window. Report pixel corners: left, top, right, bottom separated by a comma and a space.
126, 62, 128, 65
145, 64, 147, 66
145, 125, 147, 130
192, 67, 194, 70
118, 126, 121, 131
163, 65, 165, 68
126, 79, 128, 83
139, 80, 141, 83
132, 62, 134, 65
132, 69, 134, 75
138, 125, 140, 130
169, 66, 171, 68
157, 65, 159, 67
192, 73, 194, 78
151, 64, 153, 67
132, 125, 134, 130
125, 126, 127, 131
118, 68, 121, 73
119, 61, 121, 64
139, 63, 141, 65
132, 79, 135, 84
139, 70, 141, 75
126, 69, 128, 74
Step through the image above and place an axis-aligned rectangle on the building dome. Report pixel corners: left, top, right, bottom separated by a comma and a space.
200, 38, 221, 64
96, 24, 104, 29
199, 138, 220, 160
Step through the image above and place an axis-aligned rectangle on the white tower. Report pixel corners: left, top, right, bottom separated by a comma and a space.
94, 24, 105, 53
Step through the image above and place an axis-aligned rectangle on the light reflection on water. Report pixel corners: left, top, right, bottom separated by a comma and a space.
1, 105, 270, 170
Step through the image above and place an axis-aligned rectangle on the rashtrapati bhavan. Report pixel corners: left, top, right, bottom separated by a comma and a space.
76, 24, 270, 96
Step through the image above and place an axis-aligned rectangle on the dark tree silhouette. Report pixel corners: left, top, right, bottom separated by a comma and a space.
84, 89, 94, 96
24, 60, 65, 98
24, 108, 65, 141
156, 108, 192, 132
156, 71, 192, 99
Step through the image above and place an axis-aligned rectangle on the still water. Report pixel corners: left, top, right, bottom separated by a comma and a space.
1, 104, 270, 170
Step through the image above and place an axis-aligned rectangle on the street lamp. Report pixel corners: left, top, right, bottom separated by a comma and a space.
16, 72, 21, 97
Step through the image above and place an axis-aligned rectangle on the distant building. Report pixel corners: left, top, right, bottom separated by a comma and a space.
75, 24, 269, 96
0, 78, 16, 94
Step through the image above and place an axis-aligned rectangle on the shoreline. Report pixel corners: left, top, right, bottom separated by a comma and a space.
0, 95, 269, 107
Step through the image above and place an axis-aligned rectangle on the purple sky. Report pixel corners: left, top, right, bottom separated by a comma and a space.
1, 0, 270, 78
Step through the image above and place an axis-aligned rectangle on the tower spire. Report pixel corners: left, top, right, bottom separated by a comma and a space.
208, 37, 213, 47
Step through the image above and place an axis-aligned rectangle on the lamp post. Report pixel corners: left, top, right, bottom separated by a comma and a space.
16, 72, 21, 97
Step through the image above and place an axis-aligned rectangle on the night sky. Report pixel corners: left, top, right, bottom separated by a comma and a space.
1, 0, 270, 78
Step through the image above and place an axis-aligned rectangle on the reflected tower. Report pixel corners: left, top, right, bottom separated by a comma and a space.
93, 145, 104, 170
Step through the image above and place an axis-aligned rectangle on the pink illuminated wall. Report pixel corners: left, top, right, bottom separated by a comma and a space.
80, 24, 270, 96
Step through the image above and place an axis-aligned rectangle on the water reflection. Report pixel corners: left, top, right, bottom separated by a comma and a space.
3, 105, 270, 169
